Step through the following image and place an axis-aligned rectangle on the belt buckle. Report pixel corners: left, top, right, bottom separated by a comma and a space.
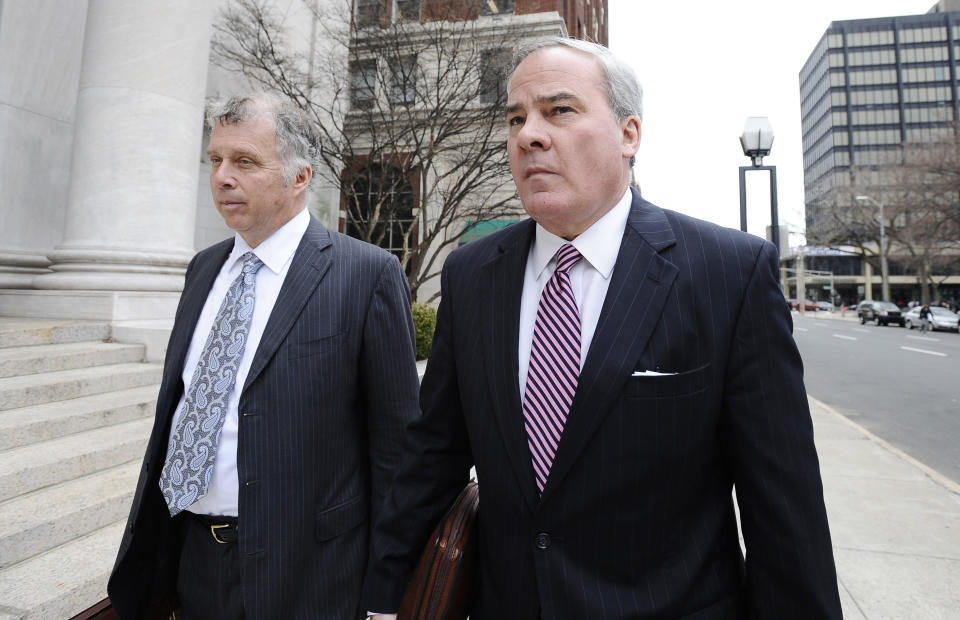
210, 523, 231, 544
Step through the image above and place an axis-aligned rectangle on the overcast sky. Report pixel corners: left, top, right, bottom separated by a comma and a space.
608, 0, 938, 246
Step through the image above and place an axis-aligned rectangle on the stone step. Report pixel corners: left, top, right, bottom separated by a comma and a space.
0, 460, 140, 569
0, 362, 163, 411
0, 385, 157, 451
0, 417, 153, 502
0, 341, 146, 379
0, 519, 124, 620
0, 319, 110, 349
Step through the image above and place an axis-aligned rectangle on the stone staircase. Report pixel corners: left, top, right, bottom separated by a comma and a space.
0, 319, 162, 619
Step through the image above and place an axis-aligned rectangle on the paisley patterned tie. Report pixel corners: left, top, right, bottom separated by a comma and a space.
159, 252, 263, 516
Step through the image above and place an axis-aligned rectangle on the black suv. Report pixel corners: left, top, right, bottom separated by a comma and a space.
856, 300, 905, 326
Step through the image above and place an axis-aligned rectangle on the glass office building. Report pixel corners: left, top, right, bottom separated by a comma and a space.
800, 8, 960, 241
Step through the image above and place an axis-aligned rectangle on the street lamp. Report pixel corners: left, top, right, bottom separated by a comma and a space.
855, 195, 890, 302
738, 117, 780, 255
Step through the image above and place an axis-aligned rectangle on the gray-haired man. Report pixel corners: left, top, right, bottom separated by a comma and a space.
108, 93, 420, 619
364, 38, 841, 619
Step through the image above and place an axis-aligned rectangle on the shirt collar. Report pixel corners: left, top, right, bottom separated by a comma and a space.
227, 207, 310, 275
531, 188, 632, 281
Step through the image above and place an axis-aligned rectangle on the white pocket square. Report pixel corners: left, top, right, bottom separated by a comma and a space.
631, 370, 677, 377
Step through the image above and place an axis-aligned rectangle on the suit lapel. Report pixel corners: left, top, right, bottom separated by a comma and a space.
541, 192, 679, 502
479, 220, 540, 511
242, 218, 333, 392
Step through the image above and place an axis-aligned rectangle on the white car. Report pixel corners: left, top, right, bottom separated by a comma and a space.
904, 306, 960, 332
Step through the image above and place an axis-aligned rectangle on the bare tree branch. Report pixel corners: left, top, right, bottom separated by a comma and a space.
213, 0, 525, 300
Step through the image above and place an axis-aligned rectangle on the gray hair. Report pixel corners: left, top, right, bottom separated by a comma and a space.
511, 38, 643, 166
206, 93, 319, 186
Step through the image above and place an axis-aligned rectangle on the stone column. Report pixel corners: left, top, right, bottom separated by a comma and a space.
33, 0, 214, 292
863, 261, 874, 301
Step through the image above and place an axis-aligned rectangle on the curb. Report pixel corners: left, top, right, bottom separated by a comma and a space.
810, 395, 960, 496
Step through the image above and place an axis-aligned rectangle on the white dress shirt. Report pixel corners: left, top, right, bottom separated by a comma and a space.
168, 207, 310, 517
518, 189, 631, 396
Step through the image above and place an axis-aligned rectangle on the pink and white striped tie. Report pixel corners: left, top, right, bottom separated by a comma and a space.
523, 243, 582, 493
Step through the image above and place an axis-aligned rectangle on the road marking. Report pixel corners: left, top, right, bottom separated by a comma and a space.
795, 327, 808, 332
833, 334, 857, 341
813, 322, 829, 327
906, 335, 939, 343
852, 328, 870, 333
900, 346, 947, 357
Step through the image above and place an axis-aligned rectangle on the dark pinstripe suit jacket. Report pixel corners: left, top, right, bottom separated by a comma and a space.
108, 218, 421, 619
363, 190, 842, 619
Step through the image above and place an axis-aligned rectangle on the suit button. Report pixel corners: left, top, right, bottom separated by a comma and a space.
535, 533, 550, 550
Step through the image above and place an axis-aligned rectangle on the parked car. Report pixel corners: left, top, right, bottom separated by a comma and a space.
856, 300, 905, 326
789, 299, 819, 311
816, 301, 835, 312
904, 306, 960, 332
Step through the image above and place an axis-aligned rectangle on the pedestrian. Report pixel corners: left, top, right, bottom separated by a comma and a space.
920, 303, 932, 333
363, 38, 841, 619
107, 93, 421, 619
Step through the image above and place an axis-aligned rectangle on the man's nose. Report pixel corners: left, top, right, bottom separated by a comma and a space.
516, 115, 550, 151
211, 163, 236, 187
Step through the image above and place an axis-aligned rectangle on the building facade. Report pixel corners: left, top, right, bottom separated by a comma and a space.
0, 0, 604, 330
340, 0, 605, 301
798, 2, 960, 305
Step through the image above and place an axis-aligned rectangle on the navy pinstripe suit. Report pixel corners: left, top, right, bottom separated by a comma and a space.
109, 218, 421, 619
363, 190, 842, 619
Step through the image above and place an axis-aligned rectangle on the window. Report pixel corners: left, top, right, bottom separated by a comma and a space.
479, 49, 510, 105
351, 59, 378, 110
345, 164, 416, 263
849, 88, 897, 105
847, 30, 894, 47
355, 0, 381, 28
395, 0, 420, 21
902, 85, 951, 102
904, 106, 953, 123
481, 0, 514, 15
388, 55, 417, 106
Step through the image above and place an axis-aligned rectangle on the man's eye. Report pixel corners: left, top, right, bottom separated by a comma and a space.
508, 116, 524, 127
553, 106, 572, 115
238, 159, 253, 166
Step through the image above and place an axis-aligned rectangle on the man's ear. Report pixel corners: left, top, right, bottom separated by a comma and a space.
621, 115, 641, 160
293, 165, 313, 192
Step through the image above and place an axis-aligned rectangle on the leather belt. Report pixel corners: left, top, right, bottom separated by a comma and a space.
186, 512, 239, 544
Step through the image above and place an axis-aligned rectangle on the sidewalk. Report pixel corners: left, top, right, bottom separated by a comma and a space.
809, 396, 960, 619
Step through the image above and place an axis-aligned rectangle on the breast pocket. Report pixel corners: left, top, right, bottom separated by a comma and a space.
624, 363, 711, 399
289, 332, 347, 359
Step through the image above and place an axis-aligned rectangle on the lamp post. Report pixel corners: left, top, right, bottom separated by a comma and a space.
738, 117, 780, 255
855, 195, 890, 302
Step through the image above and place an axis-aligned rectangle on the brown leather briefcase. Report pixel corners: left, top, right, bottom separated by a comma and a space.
398, 480, 479, 620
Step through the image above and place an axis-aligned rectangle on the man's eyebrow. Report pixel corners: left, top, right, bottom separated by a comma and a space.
505, 92, 581, 116
538, 92, 579, 105
205, 147, 258, 159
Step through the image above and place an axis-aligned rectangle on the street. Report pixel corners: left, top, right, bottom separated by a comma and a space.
793, 312, 960, 485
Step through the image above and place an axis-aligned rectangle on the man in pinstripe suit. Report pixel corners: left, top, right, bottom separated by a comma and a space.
108, 93, 420, 619
365, 39, 842, 619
